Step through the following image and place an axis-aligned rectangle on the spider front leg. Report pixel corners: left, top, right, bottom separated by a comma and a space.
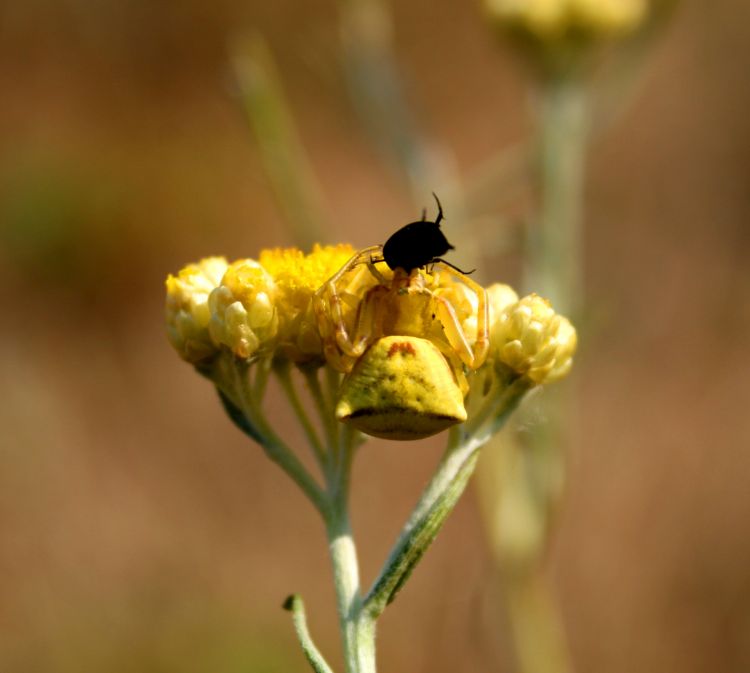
314, 250, 388, 371
323, 245, 383, 289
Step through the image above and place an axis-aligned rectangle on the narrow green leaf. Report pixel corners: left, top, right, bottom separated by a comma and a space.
284, 594, 336, 673
217, 388, 265, 444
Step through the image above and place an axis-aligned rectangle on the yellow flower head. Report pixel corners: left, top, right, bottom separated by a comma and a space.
165, 256, 229, 363
485, 0, 647, 48
491, 293, 577, 384
260, 244, 358, 360
208, 259, 278, 359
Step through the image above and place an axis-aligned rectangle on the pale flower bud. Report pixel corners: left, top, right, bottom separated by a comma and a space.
486, 283, 520, 329
165, 256, 229, 363
491, 293, 577, 384
208, 259, 278, 359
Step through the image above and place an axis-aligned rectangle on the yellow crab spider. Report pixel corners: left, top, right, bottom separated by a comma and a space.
313, 246, 489, 441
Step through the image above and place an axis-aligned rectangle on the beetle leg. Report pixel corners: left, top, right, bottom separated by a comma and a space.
366, 258, 388, 285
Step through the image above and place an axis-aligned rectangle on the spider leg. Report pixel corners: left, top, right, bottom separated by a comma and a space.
349, 284, 388, 354
432, 261, 489, 369
313, 245, 387, 368
320, 245, 383, 289
434, 293, 475, 368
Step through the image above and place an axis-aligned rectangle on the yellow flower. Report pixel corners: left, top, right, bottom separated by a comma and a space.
260, 244, 358, 361
208, 259, 278, 359
491, 293, 577, 384
485, 0, 647, 44
165, 256, 228, 363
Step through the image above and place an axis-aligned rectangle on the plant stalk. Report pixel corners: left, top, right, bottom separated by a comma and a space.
326, 500, 376, 673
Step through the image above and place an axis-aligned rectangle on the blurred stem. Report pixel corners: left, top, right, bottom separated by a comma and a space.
336, 0, 472, 254
476, 428, 571, 673
526, 76, 588, 315
505, 570, 571, 673
337, 0, 430, 193
491, 74, 588, 673
232, 34, 326, 249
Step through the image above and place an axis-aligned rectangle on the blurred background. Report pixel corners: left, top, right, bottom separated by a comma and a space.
1, 0, 749, 672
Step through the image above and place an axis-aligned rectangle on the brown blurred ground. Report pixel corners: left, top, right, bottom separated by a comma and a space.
1, 1, 749, 672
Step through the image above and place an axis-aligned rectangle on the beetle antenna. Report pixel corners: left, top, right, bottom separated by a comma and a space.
433, 258, 475, 275
421, 208, 427, 221
431, 192, 444, 226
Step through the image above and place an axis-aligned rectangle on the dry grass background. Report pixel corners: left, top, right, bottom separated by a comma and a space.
1, 1, 749, 671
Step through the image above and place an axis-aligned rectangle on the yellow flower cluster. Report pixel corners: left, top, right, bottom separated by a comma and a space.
485, 0, 646, 43
165, 245, 357, 364
166, 247, 577, 391
491, 293, 577, 384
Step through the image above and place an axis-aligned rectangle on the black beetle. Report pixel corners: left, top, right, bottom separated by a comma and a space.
381, 193, 461, 273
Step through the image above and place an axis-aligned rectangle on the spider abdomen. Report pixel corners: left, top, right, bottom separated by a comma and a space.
335, 335, 467, 440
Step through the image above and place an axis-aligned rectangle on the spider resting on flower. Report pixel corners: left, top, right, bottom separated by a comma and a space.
314, 196, 489, 440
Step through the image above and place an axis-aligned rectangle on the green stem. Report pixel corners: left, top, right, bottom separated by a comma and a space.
227, 357, 328, 515
275, 361, 327, 469
326, 507, 376, 673
303, 366, 340, 465
324, 428, 376, 673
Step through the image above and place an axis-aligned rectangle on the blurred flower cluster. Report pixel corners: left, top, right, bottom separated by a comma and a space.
485, 0, 646, 40
484, 0, 649, 74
